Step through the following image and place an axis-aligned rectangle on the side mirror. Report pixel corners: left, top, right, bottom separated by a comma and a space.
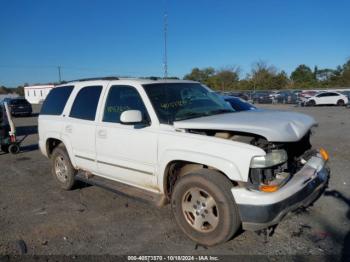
120, 110, 143, 125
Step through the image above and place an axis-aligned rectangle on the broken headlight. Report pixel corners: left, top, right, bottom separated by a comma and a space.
250, 149, 288, 168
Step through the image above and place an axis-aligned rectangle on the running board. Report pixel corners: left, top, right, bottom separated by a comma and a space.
75, 173, 168, 207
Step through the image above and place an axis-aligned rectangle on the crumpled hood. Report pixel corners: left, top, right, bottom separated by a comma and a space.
173, 110, 317, 142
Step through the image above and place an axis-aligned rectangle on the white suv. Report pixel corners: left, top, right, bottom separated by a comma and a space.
39, 77, 330, 246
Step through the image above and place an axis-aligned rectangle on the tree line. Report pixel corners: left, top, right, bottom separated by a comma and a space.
1, 58, 349, 95
184, 58, 350, 91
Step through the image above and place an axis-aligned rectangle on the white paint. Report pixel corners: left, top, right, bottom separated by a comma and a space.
38, 79, 320, 199
24, 85, 54, 104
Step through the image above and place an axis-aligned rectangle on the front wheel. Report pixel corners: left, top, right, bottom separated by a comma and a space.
308, 100, 316, 106
171, 169, 241, 246
51, 144, 77, 190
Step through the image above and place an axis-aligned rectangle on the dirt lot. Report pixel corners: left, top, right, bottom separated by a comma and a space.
0, 104, 349, 257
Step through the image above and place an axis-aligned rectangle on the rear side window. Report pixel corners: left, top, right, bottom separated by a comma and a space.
69, 86, 102, 121
40, 86, 74, 115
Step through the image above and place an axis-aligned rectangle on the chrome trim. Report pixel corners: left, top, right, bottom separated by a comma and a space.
97, 160, 153, 175
75, 155, 95, 162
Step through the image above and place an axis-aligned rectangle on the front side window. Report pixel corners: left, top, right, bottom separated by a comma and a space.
40, 86, 74, 115
70, 85, 102, 121
143, 83, 234, 124
103, 85, 148, 123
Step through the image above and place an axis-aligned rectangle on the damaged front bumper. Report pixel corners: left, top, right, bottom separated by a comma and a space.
231, 154, 330, 231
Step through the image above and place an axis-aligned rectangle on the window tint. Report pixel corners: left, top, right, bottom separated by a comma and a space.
103, 85, 148, 123
40, 86, 74, 115
70, 86, 102, 121
318, 92, 339, 97
328, 93, 339, 96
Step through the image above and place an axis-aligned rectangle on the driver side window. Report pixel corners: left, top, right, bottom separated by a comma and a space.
103, 85, 149, 123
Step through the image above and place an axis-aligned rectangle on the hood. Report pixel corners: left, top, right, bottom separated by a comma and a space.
173, 110, 317, 142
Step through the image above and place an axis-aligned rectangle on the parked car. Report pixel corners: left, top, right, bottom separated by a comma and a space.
223, 96, 257, 111
273, 91, 298, 104
227, 92, 249, 101
301, 91, 348, 106
39, 77, 329, 246
252, 91, 273, 104
299, 90, 318, 99
1, 98, 32, 116
341, 90, 350, 100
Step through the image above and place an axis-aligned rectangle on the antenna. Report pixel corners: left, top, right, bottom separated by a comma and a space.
58, 66, 62, 82
163, 1, 168, 79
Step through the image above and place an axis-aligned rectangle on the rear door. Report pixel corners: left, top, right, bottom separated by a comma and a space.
63, 85, 104, 172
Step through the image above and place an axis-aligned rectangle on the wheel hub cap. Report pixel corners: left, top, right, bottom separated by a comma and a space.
55, 156, 68, 183
182, 187, 219, 233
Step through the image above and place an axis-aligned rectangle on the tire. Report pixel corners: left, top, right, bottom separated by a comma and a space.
171, 169, 241, 246
51, 144, 77, 190
9, 144, 20, 154
308, 100, 316, 106
337, 99, 345, 106
1, 145, 9, 153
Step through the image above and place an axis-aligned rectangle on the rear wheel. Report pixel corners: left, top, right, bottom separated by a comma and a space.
171, 169, 241, 246
51, 144, 77, 190
337, 99, 345, 106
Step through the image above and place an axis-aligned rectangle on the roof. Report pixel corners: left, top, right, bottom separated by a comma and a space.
57, 77, 197, 87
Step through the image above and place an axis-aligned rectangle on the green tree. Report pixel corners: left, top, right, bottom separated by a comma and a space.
250, 61, 288, 90
212, 67, 240, 91
184, 67, 215, 83
290, 64, 315, 87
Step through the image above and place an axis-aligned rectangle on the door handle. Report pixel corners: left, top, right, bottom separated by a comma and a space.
65, 125, 72, 133
98, 129, 107, 138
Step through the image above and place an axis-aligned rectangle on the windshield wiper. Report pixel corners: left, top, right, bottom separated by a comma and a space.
175, 112, 207, 121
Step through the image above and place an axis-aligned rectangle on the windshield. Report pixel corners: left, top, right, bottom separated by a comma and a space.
143, 83, 234, 124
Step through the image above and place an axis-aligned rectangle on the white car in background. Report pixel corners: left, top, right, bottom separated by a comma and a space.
302, 91, 348, 106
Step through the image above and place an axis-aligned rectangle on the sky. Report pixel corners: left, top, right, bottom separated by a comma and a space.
0, 0, 349, 87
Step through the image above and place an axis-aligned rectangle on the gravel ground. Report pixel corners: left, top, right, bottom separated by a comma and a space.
0, 104, 349, 258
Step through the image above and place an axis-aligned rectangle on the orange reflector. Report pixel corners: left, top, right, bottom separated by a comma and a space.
259, 184, 279, 193
319, 148, 329, 161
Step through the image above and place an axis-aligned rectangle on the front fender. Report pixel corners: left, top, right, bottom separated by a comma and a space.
158, 149, 244, 194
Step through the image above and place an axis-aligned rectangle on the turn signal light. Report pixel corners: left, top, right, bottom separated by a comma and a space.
319, 148, 329, 161
259, 184, 279, 193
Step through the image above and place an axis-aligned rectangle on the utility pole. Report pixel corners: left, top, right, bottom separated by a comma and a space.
163, 4, 168, 79
58, 66, 62, 82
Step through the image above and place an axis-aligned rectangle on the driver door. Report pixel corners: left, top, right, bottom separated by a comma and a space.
95, 85, 158, 189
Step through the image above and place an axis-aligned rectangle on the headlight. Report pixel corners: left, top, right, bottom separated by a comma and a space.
250, 149, 288, 168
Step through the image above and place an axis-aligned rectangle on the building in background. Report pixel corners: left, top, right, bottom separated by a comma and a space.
24, 85, 54, 104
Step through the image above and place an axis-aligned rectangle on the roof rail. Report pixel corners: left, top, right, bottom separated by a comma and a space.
66, 76, 119, 83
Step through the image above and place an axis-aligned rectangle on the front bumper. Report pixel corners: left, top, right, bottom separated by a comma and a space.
232, 155, 330, 231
